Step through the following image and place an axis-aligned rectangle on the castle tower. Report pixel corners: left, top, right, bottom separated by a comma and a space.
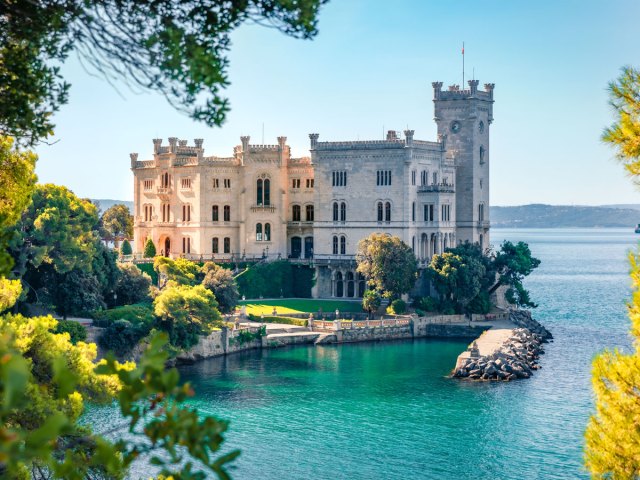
432, 80, 494, 249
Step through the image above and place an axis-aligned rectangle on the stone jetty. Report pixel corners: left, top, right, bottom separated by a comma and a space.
453, 310, 552, 381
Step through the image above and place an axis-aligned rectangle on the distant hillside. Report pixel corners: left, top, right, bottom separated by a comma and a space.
491, 204, 640, 228
92, 199, 133, 214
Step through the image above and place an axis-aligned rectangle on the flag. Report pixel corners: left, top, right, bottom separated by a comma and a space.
462, 45, 465, 55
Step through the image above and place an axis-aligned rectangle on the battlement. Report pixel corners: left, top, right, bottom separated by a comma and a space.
432, 80, 494, 101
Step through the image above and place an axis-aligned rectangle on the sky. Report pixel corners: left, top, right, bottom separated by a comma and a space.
33, 0, 640, 206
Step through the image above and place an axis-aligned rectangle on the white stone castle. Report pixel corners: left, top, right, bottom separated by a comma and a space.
131, 80, 493, 298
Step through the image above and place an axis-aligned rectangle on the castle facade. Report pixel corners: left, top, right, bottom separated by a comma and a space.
131, 80, 494, 298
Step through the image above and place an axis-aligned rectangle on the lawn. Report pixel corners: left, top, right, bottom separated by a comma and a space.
238, 298, 364, 316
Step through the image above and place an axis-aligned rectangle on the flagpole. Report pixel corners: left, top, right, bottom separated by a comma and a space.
462, 42, 465, 87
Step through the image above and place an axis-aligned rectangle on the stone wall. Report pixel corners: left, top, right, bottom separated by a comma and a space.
339, 325, 412, 343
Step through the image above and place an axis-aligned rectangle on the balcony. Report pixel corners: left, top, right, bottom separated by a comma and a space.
417, 183, 455, 194
156, 186, 173, 199
287, 221, 314, 228
478, 220, 490, 229
251, 204, 276, 213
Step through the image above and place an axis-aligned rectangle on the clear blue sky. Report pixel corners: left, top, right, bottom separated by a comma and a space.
34, 0, 640, 206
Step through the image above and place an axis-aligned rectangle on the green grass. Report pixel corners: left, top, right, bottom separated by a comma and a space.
238, 298, 363, 315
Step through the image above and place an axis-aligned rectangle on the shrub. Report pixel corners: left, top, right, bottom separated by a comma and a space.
98, 319, 148, 357
235, 261, 314, 298
120, 239, 132, 255
54, 320, 87, 344
362, 289, 381, 315
143, 237, 156, 258
413, 296, 438, 312
92, 304, 155, 328
202, 264, 239, 313
115, 263, 152, 305
154, 256, 202, 287
468, 291, 492, 314
247, 314, 307, 327
388, 299, 406, 315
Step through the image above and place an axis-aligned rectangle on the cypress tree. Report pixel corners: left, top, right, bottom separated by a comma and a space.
143, 238, 156, 258
120, 239, 132, 256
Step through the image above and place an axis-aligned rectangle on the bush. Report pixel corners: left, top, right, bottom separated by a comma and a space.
115, 263, 151, 305
413, 296, 438, 312
54, 320, 87, 344
202, 264, 239, 313
98, 319, 148, 357
143, 237, 156, 258
468, 291, 492, 314
387, 299, 407, 315
92, 304, 155, 328
137, 262, 158, 285
235, 261, 314, 298
120, 239, 132, 255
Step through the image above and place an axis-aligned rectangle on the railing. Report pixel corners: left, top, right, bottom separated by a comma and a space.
417, 183, 455, 193
287, 221, 314, 227
478, 221, 490, 228
311, 316, 411, 331
312, 254, 357, 265
156, 187, 172, 195
251, 205, 276, 213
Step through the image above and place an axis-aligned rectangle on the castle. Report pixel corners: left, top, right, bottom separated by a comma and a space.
131, 80, 494, 298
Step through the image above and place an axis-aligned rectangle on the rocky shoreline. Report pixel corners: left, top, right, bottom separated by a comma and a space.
453, 310, 552, 381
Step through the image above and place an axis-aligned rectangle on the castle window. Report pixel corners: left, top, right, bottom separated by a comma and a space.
377, 202, 383, 222
332, 171, 347, 187
162, 204, 170, 222
213, 178, 220, 189
292, 205, 301, 222
212, 205, 219, 222
421, 170, 427, 185
223, 205, 230, 222
333, 202, 339, 222
292, 178, 301, 189
181, 178, 191, 189
212, 237, 219, 254
412, 202, 415, 222
256, 223, 263, 241
424, 204, 434, 222
257, 179, 263, 205
306, 178, 314, 188
442, 204, 451, 222
223, 237, 230, 254
161, 172, 170, 188
385, 202, 391, 222
264, 179, 270, 205
340, 236, 346, 255
306, 205, 314, 222
411, 170, 416, 186
432, 172, 438, 185
480, 146, 485, 165
182, 237, 191, 254
377, 170, 392, 186
412, 236, 416, 252
224, 178, 231, 188
264, 223, 271, 241
478, 203, 485, 222
332, 236, 338, 255
182, 204, 191, 222
340, 202, 346, 222
144, 180, 153, 190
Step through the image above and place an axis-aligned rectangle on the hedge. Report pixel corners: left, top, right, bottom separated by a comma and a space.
236, 261, 314, 298
248, 314, 308, 327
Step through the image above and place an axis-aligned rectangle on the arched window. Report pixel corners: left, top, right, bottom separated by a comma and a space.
385, 202, 391, 222
264, 179, 270, 206
333, 202, 339, 222
256, 223, 263, 241
340, 202, 346, 222
223, 205, 230, 221
340, 236, 346, 255
306, 205, 314, 222
336, 272, 344, 298
264, 223, 271, 241
182, 204, 190, 222
421, 170, 427, 185
377, 202, 383, 222
480, 145, 485, 164
212, 237, 219, 254
412, 202, 415, 221
212, 205, 219, 222
332, 236, 338, 255
257, 179, 263, 205
223, 237, 230, 254
292, 205, 301, 222
412, 236, 415, 252
478, 203, 484, 221
182, 237, 191, 254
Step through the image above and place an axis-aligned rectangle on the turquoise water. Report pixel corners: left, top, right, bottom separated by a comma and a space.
88, 228, 637, 479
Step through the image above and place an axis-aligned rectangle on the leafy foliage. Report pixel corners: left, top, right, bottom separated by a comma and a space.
362, 289, 381, 316
492, 241, 541, 308
120, 239, 132, 256
202, 262, 239, 313
92, 303, 155, 327
602, 66, 640, 181
1, 0, 326, 146
54, 319, 87, 344
388, 299, 407, 315
0, 136, 38, 276
356, 233, 418, 300
114, 263, 151, 306
426, 252, 486, 314
43, 268, 107, 319
143, 237, 157, 258
235, 261, 314, 298
100, 203, 133, 245
98, 319, 149, 358
154, 284, 222, 349
154, 256, 203, 287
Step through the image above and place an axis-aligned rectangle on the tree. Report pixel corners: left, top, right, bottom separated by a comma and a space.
44, 268, 106, 319
426, 252, 486, 314
154, 284, 222, 349
601, 66, 640, 182
101, 203, 133, 247
154, 256, 203, 287
362, 289, 381, 318
0, 136, 37, 276
114, 263, 152, 306
491, 241, 541, 308
356, 233, 418, 300
202, 263, 239, 313
143, 237, 157, 258
1, 1, 326, 146
585, 66, 640, 477
120, 239, 132, 256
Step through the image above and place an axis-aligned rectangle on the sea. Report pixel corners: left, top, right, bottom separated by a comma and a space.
86, 228, 637, 479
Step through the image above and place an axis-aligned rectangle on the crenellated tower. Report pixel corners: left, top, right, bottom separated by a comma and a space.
432, 80, 494, 249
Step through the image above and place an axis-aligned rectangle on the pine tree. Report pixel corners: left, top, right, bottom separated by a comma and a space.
143, 238, 156, 258
120, 239, 132, 256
